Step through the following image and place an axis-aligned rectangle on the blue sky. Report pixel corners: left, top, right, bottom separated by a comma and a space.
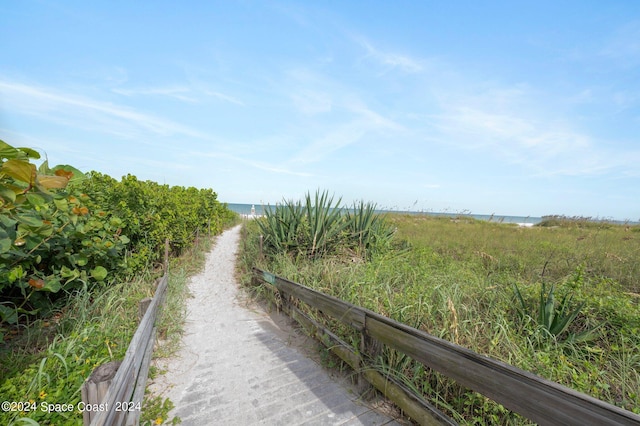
1, 1, 639, 220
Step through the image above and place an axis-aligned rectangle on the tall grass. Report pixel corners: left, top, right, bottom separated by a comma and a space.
239, 212, 640, 424
0, 228, 221, 426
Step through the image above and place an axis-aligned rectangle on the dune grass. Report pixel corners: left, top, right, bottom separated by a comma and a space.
240, 212, 640, 424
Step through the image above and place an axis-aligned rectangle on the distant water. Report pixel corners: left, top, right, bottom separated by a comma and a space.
225, 203, 542, 225
227, 203, 266, 216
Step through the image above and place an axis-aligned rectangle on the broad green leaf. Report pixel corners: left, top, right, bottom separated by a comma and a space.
53, 197, 69, 211
35, 223, 54, 237
91, 266, 108, 281
2, 159, 36, 184
1, 156, 36, 184
16, 146, 41, 159
0, 140, 24, 160
0, 229, 11, 253
0, 304, 18, 324
0, 186, 17, 203
42, 278, 62, 293
17, 215, 44, 228
26, 193, 46, 207
119, 234, 130, 244
60, 266, 80, 283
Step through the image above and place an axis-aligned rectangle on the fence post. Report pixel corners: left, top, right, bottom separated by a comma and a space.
259, 235, 264, 258
80, 361, 122, 426
139, 297, 153, 322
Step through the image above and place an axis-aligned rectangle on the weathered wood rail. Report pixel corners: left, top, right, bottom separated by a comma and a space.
82, 240, 170, 426
252, 267, 640, 426
81, 272, 168, 426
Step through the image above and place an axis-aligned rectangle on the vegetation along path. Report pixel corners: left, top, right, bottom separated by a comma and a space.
149, 225, 402, 425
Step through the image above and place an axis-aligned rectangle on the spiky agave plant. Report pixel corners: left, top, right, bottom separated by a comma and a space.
513, 283, 599, 344
346, 200, 395, 257
303, 190, 347, 258
257, 199, 304, 254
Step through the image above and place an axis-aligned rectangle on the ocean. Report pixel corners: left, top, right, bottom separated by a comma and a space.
225, 203, 542, 226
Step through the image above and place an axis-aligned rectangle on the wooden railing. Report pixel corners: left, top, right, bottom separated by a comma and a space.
81, 272, 168, 426
81, 241, 170, 426
252, 267, 640, 426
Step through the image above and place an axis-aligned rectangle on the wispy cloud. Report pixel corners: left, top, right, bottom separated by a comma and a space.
202, 89, 245, 106
112, 86, 198, 103
290, 100, 402, 165
0, 79, 208, 140
428, 98, 636, 177
194, 150, 314, 177
112, 84, 245, 106
355, 37, 423, 73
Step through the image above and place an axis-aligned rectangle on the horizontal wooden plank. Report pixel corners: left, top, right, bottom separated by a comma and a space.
366, 315, 640, 426
254, 268, 366, 330
286, 303, 453, 426
91, 273, 169, 426
252, 268, 640, 426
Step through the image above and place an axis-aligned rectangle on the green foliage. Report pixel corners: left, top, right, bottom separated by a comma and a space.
537, 215, 616, 229
1, 139, 236, 336
240, 212, 640, 423
513, 282, 599, 344
347, 200, 395, 255
257, 189, 394, 260
1, 189, 228, 425
75, 172, 236, 271
1, 140, 129, 327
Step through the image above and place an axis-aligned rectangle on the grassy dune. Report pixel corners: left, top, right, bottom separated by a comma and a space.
241, 212, 640, 424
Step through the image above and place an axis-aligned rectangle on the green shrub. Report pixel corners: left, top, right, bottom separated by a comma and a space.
257, 190, 394, 260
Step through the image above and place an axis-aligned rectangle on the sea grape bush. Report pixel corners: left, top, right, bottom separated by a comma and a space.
0, 140, 129, 323
75, 172, 236, 271
0, 140, 236, 328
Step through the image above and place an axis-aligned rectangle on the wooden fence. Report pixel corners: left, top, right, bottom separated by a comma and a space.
252, 267, 640, 426
81, 241, 170, 426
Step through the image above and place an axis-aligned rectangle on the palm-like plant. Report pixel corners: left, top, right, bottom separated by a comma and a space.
257, 190, 394, 260
304, 190, 347, 258
514, 283, 598, 344
347, 201, 395, 255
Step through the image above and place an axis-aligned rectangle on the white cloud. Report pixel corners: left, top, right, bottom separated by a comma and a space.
355, 37, 423, 73
202, 90, 245, 106
194, 150, 314, 177
0, 79, 208, 140
429, 99, 636, 177
112, 86, 198, 103
289, 101, 402, 165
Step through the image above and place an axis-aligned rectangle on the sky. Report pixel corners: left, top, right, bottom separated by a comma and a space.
1, 1, 639, 220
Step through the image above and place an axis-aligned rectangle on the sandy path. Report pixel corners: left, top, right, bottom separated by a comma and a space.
148, 225, 401, 425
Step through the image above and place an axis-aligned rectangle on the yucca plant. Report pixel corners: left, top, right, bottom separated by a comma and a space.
347, 201, 395, 256
257, 200, 304, 254
347, 200, 377, 250
513, 283, 598, 344
257, 190, 395, 260
304, 190, 347, 258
